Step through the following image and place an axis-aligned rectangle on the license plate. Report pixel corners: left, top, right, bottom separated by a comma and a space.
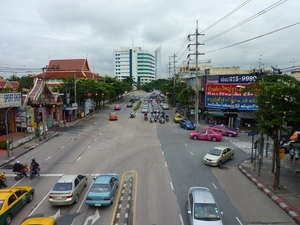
95, 204, 101, 206
57, 196, 63, 200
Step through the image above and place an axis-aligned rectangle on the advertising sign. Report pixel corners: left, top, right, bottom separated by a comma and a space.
0, 93, 22, 108
205, 75, 260, 111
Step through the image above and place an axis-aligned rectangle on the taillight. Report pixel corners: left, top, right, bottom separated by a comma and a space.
49, 196, 53, 199
66, 194, 73, 199
86, 197, 92, 200
104, 197, 110, 200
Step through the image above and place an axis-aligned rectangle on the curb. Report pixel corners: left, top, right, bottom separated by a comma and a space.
238, 162, 300, 224
0, 132, 60, 168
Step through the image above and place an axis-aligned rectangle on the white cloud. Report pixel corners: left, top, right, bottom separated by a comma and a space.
0, 0, 299, 78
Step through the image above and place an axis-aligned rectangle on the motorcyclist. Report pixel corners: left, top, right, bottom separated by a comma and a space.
130, 111, 134, 118
30, 158, 40, 177
13, 161, 28, 177
0, 177, 7, 188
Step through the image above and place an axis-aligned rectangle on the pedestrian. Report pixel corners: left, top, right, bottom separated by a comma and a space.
295, 147, 300, 164
290, 148, 295, 162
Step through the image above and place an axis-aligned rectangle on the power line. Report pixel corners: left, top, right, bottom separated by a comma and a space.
204, 0, 287, 42
203, 21, 300, 54
200, 0, 252, 33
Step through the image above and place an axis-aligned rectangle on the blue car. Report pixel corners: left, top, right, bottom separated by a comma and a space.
179, 119, 196, 130
86, 173, 119, 207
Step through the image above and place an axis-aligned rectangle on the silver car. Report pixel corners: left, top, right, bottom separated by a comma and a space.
48, 174, 88, 205
203, 146, 235, 167
162, 103, 169, 110
186, 187, 223, 225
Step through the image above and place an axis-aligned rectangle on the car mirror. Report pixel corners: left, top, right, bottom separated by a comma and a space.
187, 210, 191, 215
93, 178, 96, 180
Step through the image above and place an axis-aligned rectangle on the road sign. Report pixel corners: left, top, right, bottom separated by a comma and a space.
248, 130, 259, 136
195, 110, 201, 113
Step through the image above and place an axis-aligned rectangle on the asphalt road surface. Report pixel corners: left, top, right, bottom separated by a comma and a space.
1, 92, 295, 225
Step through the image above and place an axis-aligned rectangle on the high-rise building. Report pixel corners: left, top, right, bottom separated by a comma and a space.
114, 47, 156, 85
155, 46, 161, 80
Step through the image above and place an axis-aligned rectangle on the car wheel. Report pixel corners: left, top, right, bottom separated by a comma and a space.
228, 133, 233, 137
193, 136, 198, 140
230, 154, 234, 160
4, 214, 12, 225
74, 194, 79, 204
218, 161, 222, 167
28, 192, 34, 202
212, 137, 217, 142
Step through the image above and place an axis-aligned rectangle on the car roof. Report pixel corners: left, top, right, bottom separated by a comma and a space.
21, 217, 56, 225
214, 146, 232, 150
0, 186, 33, 200
190, 187, 216, 204
57, 174, 80, 183
94, 174, 116, 183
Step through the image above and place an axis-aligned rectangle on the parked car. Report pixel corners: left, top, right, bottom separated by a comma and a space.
21, 217, 57, 225
86, 173, 119, 207
190, 129, 222, 142
0, 186, 35, 225
209, 124, 238, 137
203, 146, 235, 167
162, 103, 169, 110
186, 187, 223, 225
180, 119, 196, 130
48, 174, 88, 205
173, 113, 183, 123
109, 112, 118, 121
281, 140, 300, 154
114, 104, 121, 110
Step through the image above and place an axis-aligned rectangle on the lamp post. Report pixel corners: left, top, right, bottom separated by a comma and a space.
5, 106, 15, 157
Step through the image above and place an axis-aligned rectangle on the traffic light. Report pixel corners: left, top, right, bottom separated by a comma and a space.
38, 104, 43, 108
101, 93, 104, 96
52, 104, 56, 108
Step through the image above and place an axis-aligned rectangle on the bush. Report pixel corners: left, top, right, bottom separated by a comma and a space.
133, 100, 142, 112
0, 140, 12, 149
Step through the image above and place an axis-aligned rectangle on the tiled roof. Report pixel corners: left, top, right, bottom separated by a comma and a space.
9, 81, 19, 90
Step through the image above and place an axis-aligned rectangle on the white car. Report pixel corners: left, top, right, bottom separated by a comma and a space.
162, 103, 169, 110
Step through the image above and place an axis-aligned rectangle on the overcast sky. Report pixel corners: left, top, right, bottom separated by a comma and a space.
0, 0, 299, 79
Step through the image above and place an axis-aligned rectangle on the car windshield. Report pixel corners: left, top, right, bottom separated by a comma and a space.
194, 203, 221, 221
90, 184, 109, 192
53, 182, 72, 191
185, 120, 192, 124
208, 148, 222, 156
0, 200, 3, 211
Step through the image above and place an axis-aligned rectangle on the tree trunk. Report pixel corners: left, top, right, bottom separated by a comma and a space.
273, 137, 281, 191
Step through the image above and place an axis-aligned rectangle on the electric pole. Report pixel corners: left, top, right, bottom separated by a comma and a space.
187, 20, 204, 125
169, 54, 177, 107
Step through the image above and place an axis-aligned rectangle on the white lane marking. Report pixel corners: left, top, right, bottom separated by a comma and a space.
190, 152, 194, 155
61, 146, 65, 149
185, 144, 188, 147
170, 182, 174, 190
45, 156, 51, 161
95, 138, 97, 141
103, 128, 106, 131
50, 209, 60, 219
212, 182, 217, 189
77, 156, 82, 161
5, 174, 64, 177
83, 209, 100, 225
165, 161, 168, 167
179, 214, 184, 225
236, 217, 243, 225
28, 188, 53, 217
99, 133, 102, 135
87, 145, 91, 149
162, 151, 164, 155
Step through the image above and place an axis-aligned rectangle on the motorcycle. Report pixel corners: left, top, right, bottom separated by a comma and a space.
129, 113, 135, 118
144, 114, 148, 121
149, 117, 154, 123
165, 115, 169, 122
30, 166, 41, 179
13, 164, 28, 180
0, 172, 7, 188
159, 117, 165, 124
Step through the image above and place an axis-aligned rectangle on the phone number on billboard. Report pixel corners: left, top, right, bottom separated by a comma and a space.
219, 75, 258, 83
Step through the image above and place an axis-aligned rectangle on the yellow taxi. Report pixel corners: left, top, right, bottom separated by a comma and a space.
109, 112, 118, 121
21, 217, 57, 225
173, 113, 183, 123
0, 186, 34, 225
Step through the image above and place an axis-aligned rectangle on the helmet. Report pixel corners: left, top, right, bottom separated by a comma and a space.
32, 158, 35, 162
16, 161, 20, 164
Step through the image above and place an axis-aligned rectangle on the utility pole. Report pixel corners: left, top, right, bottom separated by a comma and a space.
74, 70, 78, 120
42, 66, 47, 140
169, 55, 177, 107
187, 20, 204, 125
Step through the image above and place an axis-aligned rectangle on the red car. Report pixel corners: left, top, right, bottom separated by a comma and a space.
190, 129, 222, 142
209, 124, 238, 137
114, 104, 121, 110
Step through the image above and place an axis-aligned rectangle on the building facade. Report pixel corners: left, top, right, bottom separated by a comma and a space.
114, 47, 156, 85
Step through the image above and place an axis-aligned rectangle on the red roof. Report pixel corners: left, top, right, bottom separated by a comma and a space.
9, 81, 19, 90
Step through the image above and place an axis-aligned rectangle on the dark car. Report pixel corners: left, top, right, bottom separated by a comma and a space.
180, 119, 196, 130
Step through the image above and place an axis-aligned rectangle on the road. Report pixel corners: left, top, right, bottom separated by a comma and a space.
1, 92, 295, 225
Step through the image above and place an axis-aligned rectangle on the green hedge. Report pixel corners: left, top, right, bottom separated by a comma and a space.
133, 100, 142, 112
0, 140, 12, 149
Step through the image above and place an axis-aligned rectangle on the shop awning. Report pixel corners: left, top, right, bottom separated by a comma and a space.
204, 111, 225, 118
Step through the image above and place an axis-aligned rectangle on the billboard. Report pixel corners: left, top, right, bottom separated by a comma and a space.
205, 74, 261, 111
0, 93, 22, 108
